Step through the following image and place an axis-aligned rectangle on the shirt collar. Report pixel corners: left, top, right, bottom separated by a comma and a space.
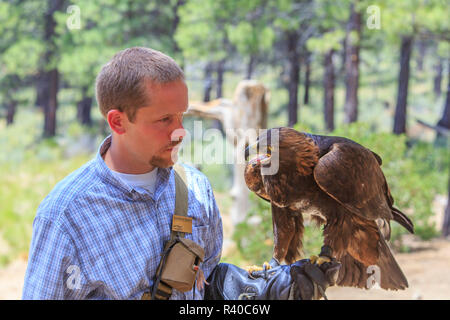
94, 135, 174, 201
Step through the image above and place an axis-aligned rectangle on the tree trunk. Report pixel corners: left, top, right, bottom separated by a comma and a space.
434, 58, 443, 98
216, 59, 225, 98
393, 36, 414, 135
443, 178, 450, 237
203, 63, 214, 102
416, 39, 426, 72
246, 55, 255, 80
437, 66, 450, 129
35, 71, 49, 109
343, 2, 361, 124
229, 81, 269, 226
324, 50, 335, 132
286, 30, 300, 127
43, 69, 59, 137
303, 52, 311, 105
77, 87, 93, 126
6, 100, 17, 125
340, 38, 347, 75
436, 64, 450, 139
439, 65, 450, 237
171, 0, 184, 47
212, 60, 226, 133
42, 0, 64, 138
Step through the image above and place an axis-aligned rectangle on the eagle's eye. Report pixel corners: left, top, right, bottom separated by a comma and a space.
259, 144, 271, 157
245, 142, 272, 167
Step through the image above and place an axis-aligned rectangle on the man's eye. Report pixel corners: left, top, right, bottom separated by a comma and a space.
160, 117, 171, 122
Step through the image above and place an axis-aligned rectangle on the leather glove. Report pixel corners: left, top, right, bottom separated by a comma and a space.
289, 245, 341, 300
204, 262, 294, 300
205, 246, 341, 300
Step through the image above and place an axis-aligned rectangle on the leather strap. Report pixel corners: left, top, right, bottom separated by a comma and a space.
171, 164, 189, 239
145, 164, 189, 300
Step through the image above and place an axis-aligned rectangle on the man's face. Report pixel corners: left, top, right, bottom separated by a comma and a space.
120, 79, 188, 172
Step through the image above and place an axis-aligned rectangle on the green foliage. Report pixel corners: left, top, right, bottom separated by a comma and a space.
175, 0, 229, 62
226, 21, 275, 56
0, 110, 95, 266
306, 0, 348, 53
2, 38, 43, 78
232, 193, 274, 265
307, 29, 345, 53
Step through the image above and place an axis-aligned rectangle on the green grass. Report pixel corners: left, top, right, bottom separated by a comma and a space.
0, 109, 95, 267
0, 154, 90, 266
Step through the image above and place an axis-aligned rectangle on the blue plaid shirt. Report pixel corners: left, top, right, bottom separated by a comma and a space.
22, 136, 223, 300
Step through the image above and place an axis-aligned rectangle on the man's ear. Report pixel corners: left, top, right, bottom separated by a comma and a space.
106, 109, 127, 134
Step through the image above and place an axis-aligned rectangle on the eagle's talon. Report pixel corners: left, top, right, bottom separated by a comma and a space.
310, 255, 319, 265
244, 265, 263, 273
310, 255, 331, 265
317, 256, 331, 265
244, 261, 272, 274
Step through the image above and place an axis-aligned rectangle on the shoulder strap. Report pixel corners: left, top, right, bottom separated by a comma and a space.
148, 164, 190, 301
171, 163, 189, 239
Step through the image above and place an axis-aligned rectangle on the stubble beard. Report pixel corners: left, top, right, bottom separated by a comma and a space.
149, 144, 180, 168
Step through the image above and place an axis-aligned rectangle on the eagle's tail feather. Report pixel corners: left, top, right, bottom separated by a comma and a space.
336, 254, 367, 289
336, 239, 408, 290
392, 207, 414, 234
375, 237, 409, 290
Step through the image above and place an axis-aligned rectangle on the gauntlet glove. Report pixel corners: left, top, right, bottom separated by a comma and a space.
205, 246, 341, 300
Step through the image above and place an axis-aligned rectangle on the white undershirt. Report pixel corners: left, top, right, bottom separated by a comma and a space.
111, 167, 158, 194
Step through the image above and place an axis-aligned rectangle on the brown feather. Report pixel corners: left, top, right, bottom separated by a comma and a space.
244, 127, 414, 290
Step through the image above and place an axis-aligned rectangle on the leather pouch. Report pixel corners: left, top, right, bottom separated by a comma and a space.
159, 237, 205, 292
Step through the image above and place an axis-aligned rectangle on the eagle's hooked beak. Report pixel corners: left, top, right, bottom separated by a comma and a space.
245, 142, 272, 166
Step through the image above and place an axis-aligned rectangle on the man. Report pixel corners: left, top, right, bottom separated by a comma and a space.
23, 47, 339, 300
22, 47, 223, 299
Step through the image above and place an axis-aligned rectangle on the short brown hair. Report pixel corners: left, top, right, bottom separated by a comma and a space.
95, 47, 184, 122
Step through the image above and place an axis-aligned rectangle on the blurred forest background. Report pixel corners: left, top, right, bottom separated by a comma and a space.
0, 0, 449, 292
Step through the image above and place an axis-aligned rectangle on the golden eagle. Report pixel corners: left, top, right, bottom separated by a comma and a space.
244, 127, 414, 290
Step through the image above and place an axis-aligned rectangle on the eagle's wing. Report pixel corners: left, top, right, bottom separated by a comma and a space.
313, 142, 393, 221
312, 141, 413, 233
271, 203, 304, 264
313, 142, 409, 290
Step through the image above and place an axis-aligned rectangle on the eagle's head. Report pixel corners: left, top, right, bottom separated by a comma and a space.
244, 127, 319, 199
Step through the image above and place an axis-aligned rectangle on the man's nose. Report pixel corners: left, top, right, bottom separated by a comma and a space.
171, 126, 186, 143
175, 114, 184, 130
